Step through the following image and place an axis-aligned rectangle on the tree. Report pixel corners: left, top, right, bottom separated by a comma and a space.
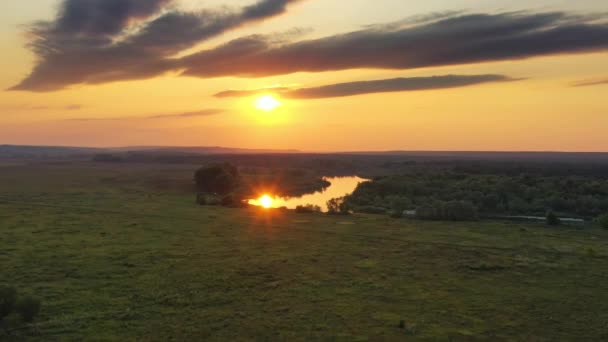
546, 210, 561, 226
597, 214, 608, 229
194, 163, 240, 195
327, 197, 350, 215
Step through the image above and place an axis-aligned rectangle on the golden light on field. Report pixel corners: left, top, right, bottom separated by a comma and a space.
255, 94, 281, 112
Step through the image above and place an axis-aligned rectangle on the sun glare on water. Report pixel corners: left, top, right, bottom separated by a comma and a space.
258, 195, 274, 209
255, 95, 281, 112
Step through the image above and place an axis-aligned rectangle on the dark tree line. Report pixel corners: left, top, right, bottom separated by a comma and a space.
346, 171, 608, 219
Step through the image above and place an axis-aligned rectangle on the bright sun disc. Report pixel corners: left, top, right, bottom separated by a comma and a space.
255, 95, 281, 112
259, 195, 274, 209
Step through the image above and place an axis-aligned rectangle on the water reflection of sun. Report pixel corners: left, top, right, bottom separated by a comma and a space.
258, 195, 274, 209
248, 177, 369, 212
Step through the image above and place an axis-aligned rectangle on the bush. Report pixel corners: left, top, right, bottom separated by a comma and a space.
196, 193, 207, 205
0, 286, 40, 328
356, 206, 388, 215
0, 286, 17, 320
220, 194, 247, 208
443, 201, 478, 221
416, 201, 478, 221
295, 204, 321, 214
546, 210, 561, 226
597, 214, 608, 229
15, 296, 41, 323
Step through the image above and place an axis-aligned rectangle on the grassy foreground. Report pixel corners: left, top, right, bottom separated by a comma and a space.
1, 162, 608, 341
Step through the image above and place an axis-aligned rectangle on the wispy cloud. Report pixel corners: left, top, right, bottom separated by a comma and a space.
572, 78, 608, 87
1, 104, 83, 111
145, 109, 224, 119
65, 109, 224, 121
215, 75, 518, 99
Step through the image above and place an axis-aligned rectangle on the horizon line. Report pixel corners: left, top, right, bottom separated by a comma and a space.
2, 144, 608, 154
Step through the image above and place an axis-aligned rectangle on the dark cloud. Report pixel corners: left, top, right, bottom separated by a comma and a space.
65, 109, 224, 121
12, 0, 304, 91
12, 10, 608, 92
572, 78, 608, 87
182, 12, 608, 78
52, 0, 172, 37
215, 86, 290, 98
215, 75, 516, 99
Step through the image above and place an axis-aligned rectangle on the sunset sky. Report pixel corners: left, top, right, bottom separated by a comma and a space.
1, 0, 608, 151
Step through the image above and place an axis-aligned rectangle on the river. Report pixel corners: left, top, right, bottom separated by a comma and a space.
248, 176, 369, 212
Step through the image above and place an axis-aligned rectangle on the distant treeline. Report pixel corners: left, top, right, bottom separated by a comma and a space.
91, 152, 608, 178
87, 151, 608, 220
346, 168, 608, 219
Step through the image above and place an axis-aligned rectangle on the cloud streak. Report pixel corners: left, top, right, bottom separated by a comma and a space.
146, 109, 224, 119
12, 9, 608, 91
65, 109, 224, 121
215, 75, 517, 99
2, 104, 83, 111
572, 78, 608, 87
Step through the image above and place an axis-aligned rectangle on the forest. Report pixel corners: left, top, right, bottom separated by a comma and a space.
345, 162, 608, 220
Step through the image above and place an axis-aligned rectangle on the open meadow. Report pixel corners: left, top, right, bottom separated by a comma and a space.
2, 161, 608, 340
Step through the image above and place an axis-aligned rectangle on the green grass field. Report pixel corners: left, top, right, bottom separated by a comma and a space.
2, 162, 608, 341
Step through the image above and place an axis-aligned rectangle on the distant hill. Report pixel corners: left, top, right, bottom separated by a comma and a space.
0, 145, 106, 158
0, 145, 299, 159
110, 146, 301, 155
2, 145, 608, 163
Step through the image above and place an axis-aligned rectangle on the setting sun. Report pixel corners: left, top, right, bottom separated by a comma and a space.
255, 95, 281, 112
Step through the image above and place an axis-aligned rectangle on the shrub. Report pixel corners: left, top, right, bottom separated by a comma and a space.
196, 193, 207, 205
196, 193, 221, 206
0, 286, 17, 320
295, 204, 321, 213
356, 206, 387, 215
546, 210, 561, 226
443, 201, 478, 221
597, 214, 608, 229
220, 194, 246, 208
0, 286, 41, 329
416, 201, 478, 221
15, 296, 41, 323
390, 210, 404, 218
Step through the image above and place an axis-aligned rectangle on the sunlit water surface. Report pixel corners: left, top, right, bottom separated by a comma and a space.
248, 176, 369, 212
